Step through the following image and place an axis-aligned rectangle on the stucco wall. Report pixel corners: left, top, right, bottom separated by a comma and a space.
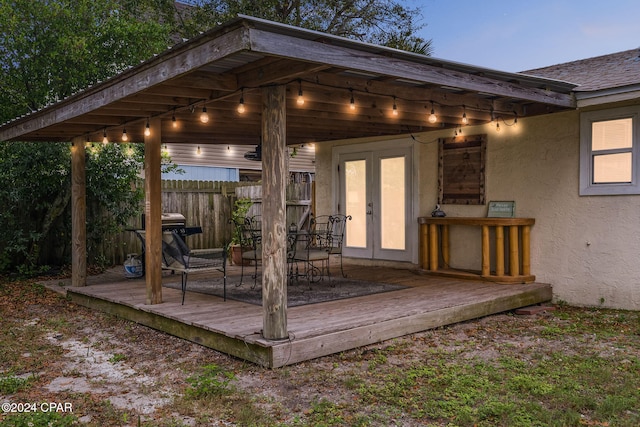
315, 110, 640, 310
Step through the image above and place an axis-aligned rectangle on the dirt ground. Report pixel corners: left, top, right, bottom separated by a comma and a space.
1, 271, 638, 426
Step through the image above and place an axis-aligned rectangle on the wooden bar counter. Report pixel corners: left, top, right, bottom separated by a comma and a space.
418, 217, 535, 283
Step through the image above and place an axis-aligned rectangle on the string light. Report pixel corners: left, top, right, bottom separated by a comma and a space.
392, 96, 398, 116
200, 105, 209, 123
296, 80, 305, 106
462, 105, 468, 125
121, 127, 128, 142
144, 120, 151, 137
428, 101, 437, 124
237, 89, 246, 114
349, 89, 355, 110
102, 128, 108, 144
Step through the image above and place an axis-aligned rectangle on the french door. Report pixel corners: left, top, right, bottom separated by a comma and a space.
337, 145, 413, 262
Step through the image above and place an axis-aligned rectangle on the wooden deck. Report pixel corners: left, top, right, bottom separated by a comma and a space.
64, 264, 552, 368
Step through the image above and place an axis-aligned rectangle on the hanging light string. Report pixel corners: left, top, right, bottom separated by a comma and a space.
86, 78, 520, 142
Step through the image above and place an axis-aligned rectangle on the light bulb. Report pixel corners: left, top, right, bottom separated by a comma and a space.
428, 102, 437, 123
200, 106, 209, 123
496, 122, 501, 132
297, 91, 305, 106
237, 99, 245, 114
392, 97, 398, 116
349, 92, 355, 110
462, 112, 468, 125
428, 108, 437, 124
102, 130, 108, 144
121, 128, 128, 142
196, 146, 201, 155
172, 114, 177, 128
144, 121, 151, 137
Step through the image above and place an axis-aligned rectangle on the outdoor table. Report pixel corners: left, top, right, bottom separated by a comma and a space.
417, 217, 535, 283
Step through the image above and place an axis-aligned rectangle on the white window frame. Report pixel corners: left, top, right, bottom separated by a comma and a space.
580, 106, 640, 195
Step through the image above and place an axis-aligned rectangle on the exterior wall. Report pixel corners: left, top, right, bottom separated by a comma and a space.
316, 107, 640, 310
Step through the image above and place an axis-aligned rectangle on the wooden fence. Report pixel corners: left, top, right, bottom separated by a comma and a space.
99, 180, 313, 266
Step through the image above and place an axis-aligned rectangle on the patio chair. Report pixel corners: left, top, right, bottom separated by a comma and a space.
326, 214, 352, 278
231, 215, 262, 289
294, 215, 331, 286
160, 230, 227, 305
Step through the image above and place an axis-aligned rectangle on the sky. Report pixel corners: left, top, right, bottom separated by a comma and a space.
409, 0, 640, 72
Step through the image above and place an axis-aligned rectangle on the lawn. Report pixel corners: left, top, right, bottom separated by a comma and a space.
1, 275, 639, 426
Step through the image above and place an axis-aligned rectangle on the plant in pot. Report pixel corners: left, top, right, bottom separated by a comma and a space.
229, 197, 253, 265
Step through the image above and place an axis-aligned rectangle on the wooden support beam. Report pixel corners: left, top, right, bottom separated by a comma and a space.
71, 137, 87, 287
249, 29, 575, 108
144, 118, 163, 305
261, 85, 288, 340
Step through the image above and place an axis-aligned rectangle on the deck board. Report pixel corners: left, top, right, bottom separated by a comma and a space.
63, 265, 552, 367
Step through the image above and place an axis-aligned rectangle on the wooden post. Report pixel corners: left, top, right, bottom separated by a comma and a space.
71, 137, 87, 287
261, 85, 288, 340
428, 223, 438, 271
144, 118, 163, 305
522, 225, 531, 276
481, 225, 490, 276
419, 223, 428, 269
495, 226, 505, 277
509, 225, 520, 276
441, 225, 450, 268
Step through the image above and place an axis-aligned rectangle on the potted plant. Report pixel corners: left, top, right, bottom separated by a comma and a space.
229, 197, 253, 265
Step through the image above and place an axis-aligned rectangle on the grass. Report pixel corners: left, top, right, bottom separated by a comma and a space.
1, 275, 640, 426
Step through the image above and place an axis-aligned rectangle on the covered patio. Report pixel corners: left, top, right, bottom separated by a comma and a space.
0, 16, 573, 363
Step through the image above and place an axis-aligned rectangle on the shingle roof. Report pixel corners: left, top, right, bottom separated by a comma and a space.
522, 48, 640, 92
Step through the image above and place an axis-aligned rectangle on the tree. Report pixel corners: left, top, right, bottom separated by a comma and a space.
181, 0, 432, 54
0, 0, 177, 272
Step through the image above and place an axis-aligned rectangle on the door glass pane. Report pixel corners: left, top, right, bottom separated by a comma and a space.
380, 157, 405, 250
344, 160, 367, 248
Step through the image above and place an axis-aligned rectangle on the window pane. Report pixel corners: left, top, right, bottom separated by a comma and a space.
592, 118, 632, 151
380, 157, 405, 250
593, 153, 632, 183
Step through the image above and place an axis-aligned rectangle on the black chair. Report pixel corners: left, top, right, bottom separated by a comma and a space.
294, 216, 331, 286
229, 215, 262, 289
160, 230, 226, 304
326, 214, 352, 278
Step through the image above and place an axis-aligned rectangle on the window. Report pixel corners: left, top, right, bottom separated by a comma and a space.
580, 106, 640, 195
